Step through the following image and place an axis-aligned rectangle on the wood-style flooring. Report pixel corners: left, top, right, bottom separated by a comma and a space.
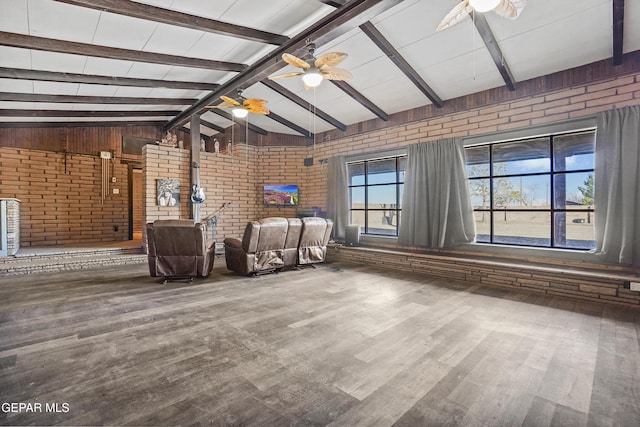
1, 259, 639, 426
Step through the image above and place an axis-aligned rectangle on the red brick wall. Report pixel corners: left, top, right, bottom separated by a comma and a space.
0, 147, 129, 246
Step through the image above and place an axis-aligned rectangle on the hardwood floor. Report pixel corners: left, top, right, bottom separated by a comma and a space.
1, 259, 639, 426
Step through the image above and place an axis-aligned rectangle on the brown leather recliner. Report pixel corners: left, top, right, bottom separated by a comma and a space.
298, 217, 333, 265
224, 217, 289, 275
146, 220, 215, 282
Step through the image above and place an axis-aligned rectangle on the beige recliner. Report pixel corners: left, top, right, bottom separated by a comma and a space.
146, 220, 215, 283
298, 217, 333, 266
224, 217, 289, 275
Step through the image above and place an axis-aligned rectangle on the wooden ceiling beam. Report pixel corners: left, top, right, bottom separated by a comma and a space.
261, 80, 347, 131
266, 111, 314, 138
55, 0, 289, 45
199, 119, 226, 134
165, 0, 404, 130
331, 80, 388, 121
317, 0, 348, 7
0, 92, 196, 105
208, 109, 268, 136
360, 21, 443, 108
0, 109, 181, 117
0, 67, 218, 90
0, 31, 247, 72
613, 0, 625, 66
472, 12, 517, 91
0, 120, 165, 128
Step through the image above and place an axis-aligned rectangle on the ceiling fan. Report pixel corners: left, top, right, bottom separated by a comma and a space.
269, 43, 352, 89
206, 89, 269, 118
436, 0, 527, 32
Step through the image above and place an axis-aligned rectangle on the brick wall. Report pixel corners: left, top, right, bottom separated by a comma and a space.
0, 147, 130, 246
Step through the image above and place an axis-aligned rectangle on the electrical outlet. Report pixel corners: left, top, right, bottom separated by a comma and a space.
113, 188, 119, 195
630, 282, 640, 292
111, 177, 116, 183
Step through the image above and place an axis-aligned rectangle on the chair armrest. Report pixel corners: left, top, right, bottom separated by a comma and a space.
224, 237, 242, 249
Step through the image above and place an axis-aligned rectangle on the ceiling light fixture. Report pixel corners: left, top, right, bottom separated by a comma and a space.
301, 69, 323, 88
469, 0, 501, 13
232, 107, 249, 119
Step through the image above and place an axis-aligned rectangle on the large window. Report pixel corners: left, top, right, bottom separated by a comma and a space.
465, 129, 595, 250
348, 156, 406, 236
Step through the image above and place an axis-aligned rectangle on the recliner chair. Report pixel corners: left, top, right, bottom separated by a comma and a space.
146, 219, 215, 283
298, 217, 333, 266
224, 217, 289, 275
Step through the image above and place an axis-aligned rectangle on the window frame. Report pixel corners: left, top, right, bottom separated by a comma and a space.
347, 154, 406, 237
465, 120, 596, 251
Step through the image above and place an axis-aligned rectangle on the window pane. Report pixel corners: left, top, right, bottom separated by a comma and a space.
493, 176, 550, 208
398, 184, 404, 209
466, 146, 490, 178
554, 172, 593, 209
367, 210, 398, 236
473, 211, 490, 242
350, 210, 365, 231
493, 138, 550, 175
348, 162, 365, 185
554, 212, 595, 249
367, 184, 397, 209
398, 157, 407, 182
350, 187, 365, 209
368, 158, 397, 184
469, 178, 491, 209
493, 211, 551, 247
553, 131, 595, 171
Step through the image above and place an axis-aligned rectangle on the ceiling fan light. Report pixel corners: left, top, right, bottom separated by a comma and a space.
232, 107, 249, 119
469, 0, 501, 13
302, 69, 323, 88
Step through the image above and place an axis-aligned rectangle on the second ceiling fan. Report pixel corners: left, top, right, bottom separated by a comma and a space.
269, 43, 352, 89
436, 0, 527, 32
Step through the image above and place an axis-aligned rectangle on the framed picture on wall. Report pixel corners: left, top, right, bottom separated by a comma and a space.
157, 179, 180, 207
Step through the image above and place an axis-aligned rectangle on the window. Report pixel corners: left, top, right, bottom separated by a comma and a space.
348, 156, 406, 236
466, 129, 595, 250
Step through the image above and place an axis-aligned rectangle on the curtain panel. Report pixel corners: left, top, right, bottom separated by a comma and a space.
326, 155, 349, 239
398, 137, 475, 248
593, 106, 640, 266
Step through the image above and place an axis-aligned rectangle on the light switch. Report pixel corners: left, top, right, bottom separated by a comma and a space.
113, 188, 120, 195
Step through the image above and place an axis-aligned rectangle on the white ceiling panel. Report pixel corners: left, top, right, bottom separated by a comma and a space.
624, 0, 640, 53
0, 0, 28, 33
26, 0, 100, 42
32, 81, 80, 95
142, 24, 205, 56
0, 78, 34, 93
75, 84, 119, 97
30, 50, 87, 73
0, 46, 32, 68
91, 10, 158, 50
79, 57, 134, 76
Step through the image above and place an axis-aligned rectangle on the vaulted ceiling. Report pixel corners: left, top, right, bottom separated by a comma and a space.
0, 0, 638, 140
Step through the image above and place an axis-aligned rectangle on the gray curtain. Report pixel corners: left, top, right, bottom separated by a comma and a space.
326, 155, 349, 239
398, 137, 475, 248
593, 106, 640, 266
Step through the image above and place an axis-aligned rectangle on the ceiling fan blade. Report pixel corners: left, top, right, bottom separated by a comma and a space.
436, 0, 472, 32
207, 105, 234, 109
268, 71, 304, 80
243, 98, 268, 109
493, 0, 526, 19
315, 52, 347, 69
322, 68, 352, 81
245, 105, 270, 115
282, 53, 310, 70
220, 95, 241, 106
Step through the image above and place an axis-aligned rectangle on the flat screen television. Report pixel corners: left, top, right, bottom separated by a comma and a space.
264, 184, 299, 206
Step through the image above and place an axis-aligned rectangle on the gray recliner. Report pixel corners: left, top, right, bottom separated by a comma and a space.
146, 219, 215, 283
298, 217, 333, 266
224, 217, 289, 275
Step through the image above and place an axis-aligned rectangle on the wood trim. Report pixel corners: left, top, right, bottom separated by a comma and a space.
261, 80, 347, 131
472, 12, 517, 91
360, 22, 443, 108
0, 67, 218, 90
331, 80, 389, 121
0, 31, 247, 72
0, 110, 181, 117
317, 0, 347, 7
0, 93, 196, 105
54, 0, 289, 45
